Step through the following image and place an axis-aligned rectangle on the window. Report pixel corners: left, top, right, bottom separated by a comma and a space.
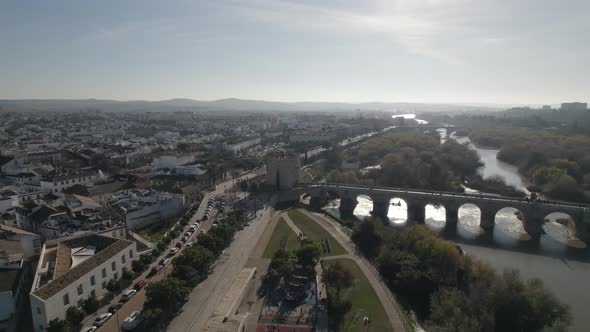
114, 272, 118, 280
77, 284, 83, 295
111, 261, 116, 271
90, 275, 96, 286
121, 254, 126, 264
63, 293, 70, 306
36, 307, 41, 315
39, 325, 44, 331
101, 268, 106, 278
90, 289, 96, 297
102, 281, 107, 289
129, 249, 133, 258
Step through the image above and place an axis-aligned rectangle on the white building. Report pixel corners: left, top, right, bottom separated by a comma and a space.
223, 136, 261, 153
109, 190, 184, 230
30, 234, 136, 332
40, 169, 98, 195
0, 261, 33, 332
290, 133, 336, 143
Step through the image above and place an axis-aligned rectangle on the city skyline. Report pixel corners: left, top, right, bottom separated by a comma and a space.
1, 0, 589, 104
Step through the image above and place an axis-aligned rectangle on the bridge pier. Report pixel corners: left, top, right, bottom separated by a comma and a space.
443, 204, 460, 234
371, 197, 390, 220
480, 207, 496, 231
407, 200, 425, 224
339, 197, 357, 219
522, 207, 545, 241
309, 194, 327, 210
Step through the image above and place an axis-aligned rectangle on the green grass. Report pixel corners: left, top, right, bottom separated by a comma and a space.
136, 217, 178, 243
263, 217, 301, 258
287, 209, 347, 256
323, 258, 393, 332
300, 159, 327, 183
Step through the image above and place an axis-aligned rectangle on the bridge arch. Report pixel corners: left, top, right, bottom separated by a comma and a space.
388, 197, 408, 225
354, 194, 373, 220
493, 207, 529, 245
542, 212, 587, 249
424, 203, 446, 231
457, 203, 484, 239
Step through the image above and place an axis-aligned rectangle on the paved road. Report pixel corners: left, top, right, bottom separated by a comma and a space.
299, 209, 408, 332
167, 206, 274, 332
80, 170, 263, 332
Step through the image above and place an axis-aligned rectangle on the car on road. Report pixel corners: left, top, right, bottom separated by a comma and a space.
189, 225, 196, 231
159, 258, 170, 266
175, 242, 182, 249
151, 264, 163, 274
134, 279, 148, 290
80, 326, 97, 332
93, 313, 112, 327
184, 232, 191, 237
121, 289, 137, 301
180, 236, 188, 242
169, 247, 179, 255
122, 311, 144, 330
108, 303, 123, 313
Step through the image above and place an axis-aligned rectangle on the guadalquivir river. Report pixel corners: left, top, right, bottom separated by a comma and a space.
321, 123, 590, 331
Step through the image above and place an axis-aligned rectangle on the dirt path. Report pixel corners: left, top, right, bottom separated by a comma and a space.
299, 209, 408, 332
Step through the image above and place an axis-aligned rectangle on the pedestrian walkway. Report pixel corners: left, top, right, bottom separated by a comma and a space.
298, 209, 409, 332
281, 211, 305, 239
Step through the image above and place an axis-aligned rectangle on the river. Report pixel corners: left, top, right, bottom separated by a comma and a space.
320, 121, 590, 331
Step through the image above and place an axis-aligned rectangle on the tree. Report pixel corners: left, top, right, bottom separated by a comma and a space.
351, 220, 382, 259
144, 277, 189, 314
82, 294, 99, 314
132, 259, 146, 273
322, 262, 353, 298
106, 279, 120, 292
47, 318, 70, 332
122, 267, 133, 280
295, 240, 321, 268
171, 264, 202, 287
65, 306, 85, 328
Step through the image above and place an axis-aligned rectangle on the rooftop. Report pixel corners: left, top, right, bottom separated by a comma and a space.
33, 234, 134, 300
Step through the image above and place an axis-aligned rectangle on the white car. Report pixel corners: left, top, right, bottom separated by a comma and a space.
121, 289, 137, 301
93, 313, 113, 327
80, 327, 97, 332
169, 247, 179, 255
189, 226, 196, 231
122, 311, 144, 330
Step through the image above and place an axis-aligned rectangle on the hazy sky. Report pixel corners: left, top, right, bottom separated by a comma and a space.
1, 0, 588, 104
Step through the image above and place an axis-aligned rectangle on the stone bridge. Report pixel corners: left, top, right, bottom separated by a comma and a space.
279, 183, 590, 240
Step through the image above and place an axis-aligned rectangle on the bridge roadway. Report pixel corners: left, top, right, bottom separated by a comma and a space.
280, 183, 590, 240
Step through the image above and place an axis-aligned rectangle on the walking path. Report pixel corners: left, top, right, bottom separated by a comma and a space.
282, 211, 304, 238
299, 209, 409, 332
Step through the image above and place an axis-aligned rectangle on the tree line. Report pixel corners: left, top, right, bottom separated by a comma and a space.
469, 128, 590, 202
351, 220, 571, 331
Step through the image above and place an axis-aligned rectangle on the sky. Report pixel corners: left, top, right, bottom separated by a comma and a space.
0, 0, 588, 105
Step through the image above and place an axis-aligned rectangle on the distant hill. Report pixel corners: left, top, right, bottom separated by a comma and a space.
0, 98, 501, 113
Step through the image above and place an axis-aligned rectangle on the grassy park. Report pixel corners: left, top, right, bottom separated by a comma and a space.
262, 217, 301, 258
323, 258, 393, 332
287, 209, 346, 256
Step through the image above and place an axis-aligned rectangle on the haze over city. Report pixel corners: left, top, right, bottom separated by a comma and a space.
1, 2, 590, 332
1, 0, 589, 104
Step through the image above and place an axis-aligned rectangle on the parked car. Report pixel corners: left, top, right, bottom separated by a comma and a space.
151, 264, 163, 274
108, 303, 123, 313
93, 313, 113, 327
169, 247, 179, 255
159, 258, 170, 266
180, 236, 188, 243
186, 242, 194, 248
122, 311, 144, 331
121, 289, 137, 301
80, 326, 97, 332
184, 232, 191, 237
189, 226, 196, 231
134, 279, 148, 290
175, 242, 182, 249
